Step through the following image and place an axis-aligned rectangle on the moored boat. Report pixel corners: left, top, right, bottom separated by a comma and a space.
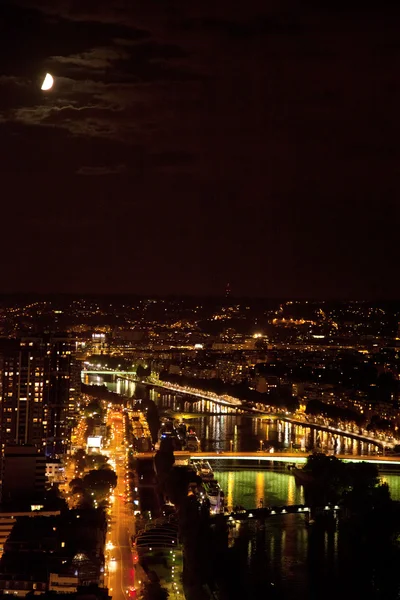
292, 467, 315, 485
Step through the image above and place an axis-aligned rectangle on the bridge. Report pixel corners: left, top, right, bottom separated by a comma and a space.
82, 368, 396, 449
135, 450, 400, 466
83, 370, 136, 377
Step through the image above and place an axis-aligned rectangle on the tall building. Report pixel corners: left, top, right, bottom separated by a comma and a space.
39, 335, 75, 457
1, 445, 46, 506
0, 339, 45, 450
0, 335, 77, 459
68, 356, 82, 424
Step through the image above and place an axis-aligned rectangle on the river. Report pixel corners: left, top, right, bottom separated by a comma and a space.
84, 373, 400, 504
85, 373, 400, 599
86, 375, 378, 455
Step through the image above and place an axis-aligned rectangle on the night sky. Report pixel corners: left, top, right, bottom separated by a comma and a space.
1, 1, 399, 298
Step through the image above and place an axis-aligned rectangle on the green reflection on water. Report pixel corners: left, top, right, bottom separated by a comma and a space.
380, 474, 400, 501
217, 469, 400, 509
216, 470, 305, 509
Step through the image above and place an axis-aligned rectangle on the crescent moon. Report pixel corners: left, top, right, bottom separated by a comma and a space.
41, 73, 54, 91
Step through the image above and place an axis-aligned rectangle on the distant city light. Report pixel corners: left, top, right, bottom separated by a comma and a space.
41, 73, 54, 91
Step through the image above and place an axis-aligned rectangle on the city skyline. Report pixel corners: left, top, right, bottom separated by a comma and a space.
1, 1, 399, 298
0, 291, 398, 596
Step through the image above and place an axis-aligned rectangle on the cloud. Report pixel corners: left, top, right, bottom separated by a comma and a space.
12, 0, 156, 27
12, 102, 125, 138
0, 2, 200, 149
149, 151, 194, 173
50, 46, 130, 70
6, 0, 400, 189
76, 164, 126, 175
180, 15, 302, 39
0, 75, 28, 86
13, 102, 114, 121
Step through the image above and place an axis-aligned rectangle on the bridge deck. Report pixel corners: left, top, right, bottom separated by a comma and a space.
83, 369, 394, 449
136, 450, 400, 466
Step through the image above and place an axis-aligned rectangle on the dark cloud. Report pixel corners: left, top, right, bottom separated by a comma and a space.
77, 164, 126, 176
0, 0, 399, 297
13, 103, 121, 137
50, 47, 131, 70
180, 14, 303, 38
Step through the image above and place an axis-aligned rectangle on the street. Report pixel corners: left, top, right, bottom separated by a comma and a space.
105, 411, 139, 600
63, 409, 146, 599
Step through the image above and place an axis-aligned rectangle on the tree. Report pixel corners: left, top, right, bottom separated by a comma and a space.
42, 488, 69, 512
69, 478, 84, 490
86, 454, 109, 470
136, 363, 151, 379
367, 415, 393, 432
306, 399, 364, 425
303, 453, 347, 505
141, 399, 160, 442
84, 469, 117, 488
83, 469, 117, 500
302, 453, 391, 516
74, 449, 86, 462
141, 582, 169, 600
136, 364, 146, 379
85, 400, 103, 417
154, 437, 175, 490
164, 466, 201, 509
342, 462, 390, 517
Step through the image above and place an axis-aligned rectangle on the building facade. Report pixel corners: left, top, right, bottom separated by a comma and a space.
0, 335, 77, 459
0, 339, 45, 450
1, 445, 47, 505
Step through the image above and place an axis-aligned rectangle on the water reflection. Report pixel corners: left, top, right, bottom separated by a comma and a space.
255, 472, 264, 508
380, 474, 400, 502
226, 472, 234, 510
234, 515, 312, 599
86, 374, 379, 456
85, 374, 400, 599
201, 468, 400, 509
232, 512, 400, 599
216, 469, 305, 509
